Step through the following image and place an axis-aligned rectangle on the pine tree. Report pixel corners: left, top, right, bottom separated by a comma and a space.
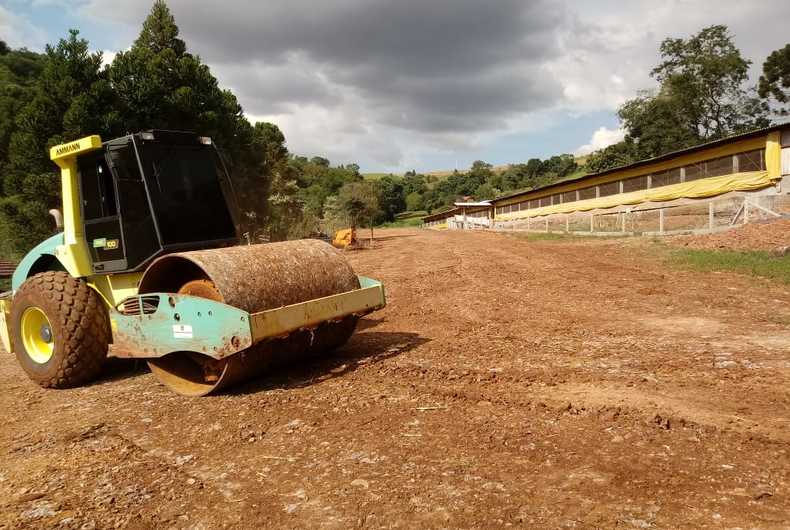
109, 1, 272, 232
1, 31, 117, 257
110, 1, 246, 147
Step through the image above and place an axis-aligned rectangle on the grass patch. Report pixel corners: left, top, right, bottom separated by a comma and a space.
378, 216, 424, 228
395, 210, 427, 220
667, 248, 790, 284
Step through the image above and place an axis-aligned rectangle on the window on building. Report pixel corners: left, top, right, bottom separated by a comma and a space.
539, 196, 551, 207
529, 199, 539, 209
561, 190, 576, 203
737, 149, 765, 172
578, 187, 596, 200
622, 175, 648, 193
705, 155, 734, 177
651, 168, 681, 187
598, 181, 620, 197
684, 162, 705, 181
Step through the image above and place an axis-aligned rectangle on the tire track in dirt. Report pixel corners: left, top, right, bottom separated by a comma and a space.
1, 228, 789, 528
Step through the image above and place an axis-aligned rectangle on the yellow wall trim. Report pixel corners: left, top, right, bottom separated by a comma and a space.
495, 170, 776, 220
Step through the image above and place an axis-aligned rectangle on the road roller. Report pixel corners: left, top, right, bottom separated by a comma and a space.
0, 130, 385, 396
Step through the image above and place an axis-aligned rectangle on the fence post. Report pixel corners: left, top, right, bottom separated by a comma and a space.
590, 214, 594, 233
545, 217, 549, 233
708, 202, 714, 231
566, 215, 569, 233
659, 208, 664, 234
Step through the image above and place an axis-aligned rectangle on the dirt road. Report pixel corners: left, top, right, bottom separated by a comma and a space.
1, 229, 789, 529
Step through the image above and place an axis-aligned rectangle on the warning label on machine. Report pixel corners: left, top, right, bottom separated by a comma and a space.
172, 324, 193, 339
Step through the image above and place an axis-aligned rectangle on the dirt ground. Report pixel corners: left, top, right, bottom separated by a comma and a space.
669, 219, 790, 253
1, 228, 789, 529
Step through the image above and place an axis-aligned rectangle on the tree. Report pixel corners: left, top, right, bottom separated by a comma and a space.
335, 181, 381, 240
584, 140, 639, 174
402, 173, 427, 196
474, 182, 499, 200
759, 43, 790, 115
405, 191, 424, 212
0, 44, 45, 194
586, 25, 770, 173
649, 25, 768, 140
110, 1, 249, 157
616, 89, 699, 160
1, 31, 118, 257
374, 175, 406, 222
110, 1, 269, 235
250, 122, 301, 241
544, 155, 577, 177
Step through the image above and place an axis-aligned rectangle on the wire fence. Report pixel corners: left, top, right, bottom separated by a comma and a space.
493, 191, 790, 236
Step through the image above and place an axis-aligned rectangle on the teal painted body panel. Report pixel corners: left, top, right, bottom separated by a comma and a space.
111, 275, 386, 361
11, 233, 65, 291
111, 293, 253, 359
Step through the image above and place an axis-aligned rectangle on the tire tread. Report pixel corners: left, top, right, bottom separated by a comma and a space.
13, 271, 109, 388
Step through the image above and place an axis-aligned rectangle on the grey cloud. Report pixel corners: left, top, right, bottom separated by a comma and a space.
174, 0, 563, 72
67, 0, 790, 169
215, 57, 343, 114
84, 0, 569, 134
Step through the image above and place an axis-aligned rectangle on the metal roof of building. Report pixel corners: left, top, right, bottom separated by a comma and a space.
490, 121, 790, 205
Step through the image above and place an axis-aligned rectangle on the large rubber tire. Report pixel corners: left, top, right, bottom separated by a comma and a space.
11, 271, 110, 388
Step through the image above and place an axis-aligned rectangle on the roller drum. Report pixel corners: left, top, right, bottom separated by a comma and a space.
140, 240, 360, 396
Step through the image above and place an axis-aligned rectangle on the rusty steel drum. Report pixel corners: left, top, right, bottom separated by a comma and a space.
139, 240, 360, 396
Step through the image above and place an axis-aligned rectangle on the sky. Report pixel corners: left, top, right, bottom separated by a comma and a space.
2, 0, 789, 173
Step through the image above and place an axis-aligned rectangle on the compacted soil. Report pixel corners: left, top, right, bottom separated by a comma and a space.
1, 228, 789, 529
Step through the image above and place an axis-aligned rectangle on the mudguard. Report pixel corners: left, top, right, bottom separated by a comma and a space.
11, 233, 66, 292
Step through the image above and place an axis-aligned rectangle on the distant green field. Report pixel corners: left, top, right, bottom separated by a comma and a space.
363, 173, 398, 180
395, 210, 426, 220
378, 217, 423, 228
377, 210, 426, 228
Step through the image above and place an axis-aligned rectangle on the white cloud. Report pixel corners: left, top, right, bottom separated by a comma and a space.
0, 5, 48, 49
575, 126, 625, 156
100, 49, 117, 66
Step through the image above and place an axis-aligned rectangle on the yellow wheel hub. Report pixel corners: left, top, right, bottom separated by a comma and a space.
20, 307, 54, 364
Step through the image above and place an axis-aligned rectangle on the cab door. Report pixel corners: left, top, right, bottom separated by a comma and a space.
77, 151, 127, 273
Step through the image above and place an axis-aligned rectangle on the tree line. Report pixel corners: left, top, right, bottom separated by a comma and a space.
1, 4, 789, 259
0, 1, 281, 258
316, 25, 790, 223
